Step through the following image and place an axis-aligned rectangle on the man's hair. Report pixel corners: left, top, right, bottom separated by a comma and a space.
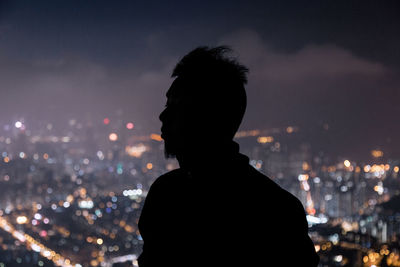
171, 46, 248, 139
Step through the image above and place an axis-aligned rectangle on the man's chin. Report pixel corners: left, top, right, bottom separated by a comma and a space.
164, 143, 177, 159
164, 150, 177, 159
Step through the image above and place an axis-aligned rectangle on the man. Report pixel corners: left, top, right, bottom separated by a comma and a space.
138, 46, 319, 266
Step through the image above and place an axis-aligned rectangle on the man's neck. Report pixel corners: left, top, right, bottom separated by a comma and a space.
176, 140, 240, 174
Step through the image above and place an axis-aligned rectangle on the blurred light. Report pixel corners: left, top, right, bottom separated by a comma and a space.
302, 180, 310, 191
66, 195, 74, 203
16, 216, 28, 224
334, 255, 343, 262
394, 166, 399, 173
61, 136, 70, 143
125, 144, 147, 158
34, 213, 42, 220
19, 152, 25, 159
286, 126, 294, 133
146, 163, 153, 170
302, 162, 310, 171
150, 133, 162, 142
329, 233, 339, 244
298, 174, 309, 181
123, 189, 142, 197
109, 133, 118, 142
235, 129, 260, 138
103, 118, 110, 125
257, 136, 274, 144
97, 151, 104, 160
31, 244, 41, 252
306, 215, 325, 224
15, 121, 22, 128
364, 165, 371, 172
344, 160, 351, 168
371, 150, 384, 158
126, 122, 134, 129
374, 183, 384, 195
79, 200, 94, 209
384, 164, 390, 171
4, 157, 9, 163
39, 230, 47, 237
97, 238, 103, 245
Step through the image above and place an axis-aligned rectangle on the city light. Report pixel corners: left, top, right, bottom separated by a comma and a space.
150, 133, 163, 141
286, 126, 294, 133
109, 133, 118, 141
257, 136, 274, 144
371, 150, 384, 158
298, 174, 309, 181
126, 122, 134, 129
103, 118, 110, 125
0, 117, 398, 267
344, 160, 351, 168
16, 216, 28, 224
125, 144, 147, 158
15, 121, 23, 128
364, 165, 371, 172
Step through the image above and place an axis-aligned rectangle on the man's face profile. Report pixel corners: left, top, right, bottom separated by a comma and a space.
159, 78, 190, 158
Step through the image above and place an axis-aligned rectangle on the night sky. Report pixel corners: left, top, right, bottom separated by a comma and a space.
0, 0, 399, 160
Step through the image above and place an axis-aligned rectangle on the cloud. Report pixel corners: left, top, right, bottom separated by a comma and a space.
215, 28, 400, 141
0, 52, 176, 132
219, 29, 388, 87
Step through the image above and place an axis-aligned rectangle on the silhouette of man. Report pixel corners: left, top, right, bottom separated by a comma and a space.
138, 46, 319, 267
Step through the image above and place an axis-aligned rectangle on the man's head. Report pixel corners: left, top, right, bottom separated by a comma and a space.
159, 46, 248, 158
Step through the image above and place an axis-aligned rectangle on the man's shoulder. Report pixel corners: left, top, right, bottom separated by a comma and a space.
247, 167, 304, 209
150, 168, 185, 188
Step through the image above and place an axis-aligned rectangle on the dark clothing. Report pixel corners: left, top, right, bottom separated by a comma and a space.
138, 150, 319, 267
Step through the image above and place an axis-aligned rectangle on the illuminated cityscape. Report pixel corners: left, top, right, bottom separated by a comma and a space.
1, 1, 400, 267
0, 116, 398, 266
